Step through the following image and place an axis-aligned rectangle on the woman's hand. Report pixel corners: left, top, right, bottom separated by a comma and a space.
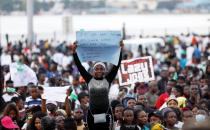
71, 41, 77, 54
120, 40, 124, 48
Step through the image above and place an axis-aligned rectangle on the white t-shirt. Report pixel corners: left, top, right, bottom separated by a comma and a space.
2, 93, 18, 102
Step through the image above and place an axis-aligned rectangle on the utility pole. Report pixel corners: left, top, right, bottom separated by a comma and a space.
27, 0, 34, 44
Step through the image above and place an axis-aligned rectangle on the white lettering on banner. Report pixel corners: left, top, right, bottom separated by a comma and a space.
118, 56, 155, 86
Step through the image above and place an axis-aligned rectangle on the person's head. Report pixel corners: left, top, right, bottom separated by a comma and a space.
37, 86, 44, 96
30, 112, 46, 130
161, 70, 169, 79
56, 109, 67, 118
183, 85, 190, 97
46, 101, 58, 114
182, 109, 194, 123
114, 104, 124, 121
50, 62, 57, 72
6, 80, 14, 88
29, 85, 38, 99
78, 92, 89, 106
3, 103, 19, 121
206, 63, 210, 74
122, 108, 135, 125
166, 79, 176, 93
148, 81, 158, 93
167, 96, 178, 108
92, 62, 106, 78
126, 97, 136, 109
171, 85, 183, 97
41, 116, 56, 130
38, 73, 46, 84
164, 110, 177, 127
72, 76, 80, 87
64, 117, 77, 130
135, 109, 148, 126
190, 84, 199, 96
192, 105, 199, 116
177, 75, 186, 86
55, 116, 65, 130
73, 108, 84, 122
148, 110, 162, 125
11, 97, 24, 110
136, 94, 147, 105
198, 100, 209, 111
195, 109, 208, 123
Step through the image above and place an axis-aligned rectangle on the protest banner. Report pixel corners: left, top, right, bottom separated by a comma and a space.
118, 56, 155, 86
10, 62, 38, 87
76, 31, 121, 65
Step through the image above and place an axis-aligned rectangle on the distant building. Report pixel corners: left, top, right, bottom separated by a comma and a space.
137, 0, 158, 11
106, 0, 137, 8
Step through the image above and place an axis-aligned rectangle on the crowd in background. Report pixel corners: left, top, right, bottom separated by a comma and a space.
0, 33, 210, 130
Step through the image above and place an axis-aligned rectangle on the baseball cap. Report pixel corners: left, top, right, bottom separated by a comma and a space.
149, 110, 162, 119
1, 116, 19, 129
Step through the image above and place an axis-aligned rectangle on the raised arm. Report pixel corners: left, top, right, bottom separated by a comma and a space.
72, 42, 92, 83
65, 89, 72, 117
105, 42, 123, 83
41, 96, 47, 114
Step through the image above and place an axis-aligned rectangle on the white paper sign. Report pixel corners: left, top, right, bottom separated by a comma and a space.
10, 62, 38, 87
43, 86, 69, 102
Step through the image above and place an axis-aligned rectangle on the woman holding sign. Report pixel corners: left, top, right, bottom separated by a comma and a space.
71, 41, 123, 130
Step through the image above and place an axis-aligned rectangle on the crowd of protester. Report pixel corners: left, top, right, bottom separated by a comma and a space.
0, 33, 210, 130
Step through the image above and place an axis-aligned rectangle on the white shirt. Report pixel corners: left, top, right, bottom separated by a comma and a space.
2, 93, 18, 102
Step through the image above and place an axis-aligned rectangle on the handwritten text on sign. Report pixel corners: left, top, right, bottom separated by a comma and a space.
118, 56, 155, 86
76, 31, 121, 65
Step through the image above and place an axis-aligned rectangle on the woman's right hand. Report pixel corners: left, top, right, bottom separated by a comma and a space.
71, 41, 77, 54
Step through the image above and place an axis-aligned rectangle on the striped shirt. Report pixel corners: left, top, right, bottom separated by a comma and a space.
25, 96, 41, 108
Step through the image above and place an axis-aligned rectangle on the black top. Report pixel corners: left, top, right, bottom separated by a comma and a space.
73, 50, 122, 86
73, 50, 122, 113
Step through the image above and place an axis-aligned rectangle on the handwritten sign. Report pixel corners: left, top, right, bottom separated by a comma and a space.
118, 56, 155, 86
10, 62, 38, 87
43, 86, 69, 102
76, 31, 121, 65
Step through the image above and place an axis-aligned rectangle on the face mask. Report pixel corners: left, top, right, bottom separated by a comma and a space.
85, 103, 89, 107
7, 87, 16, 93
195, 114, 206, 122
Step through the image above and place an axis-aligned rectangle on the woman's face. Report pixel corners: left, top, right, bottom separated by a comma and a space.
137, 111, 148, 125
123, 110, 134, 125
9, 110, 17, 120
192, 107, 198, 116
35, 117, 42, 130
171, 88, 179, 97
167, 100, 178, 108
166, 112, 177, 126
114, 106, 124, 120
93, 65, 105, 78
137, 95, 146, 105
190, 85, 199, 95
184, 86, 190, 96
150, 116, 161, 125
17, 99, 24, 110
127, 99, 136, 109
